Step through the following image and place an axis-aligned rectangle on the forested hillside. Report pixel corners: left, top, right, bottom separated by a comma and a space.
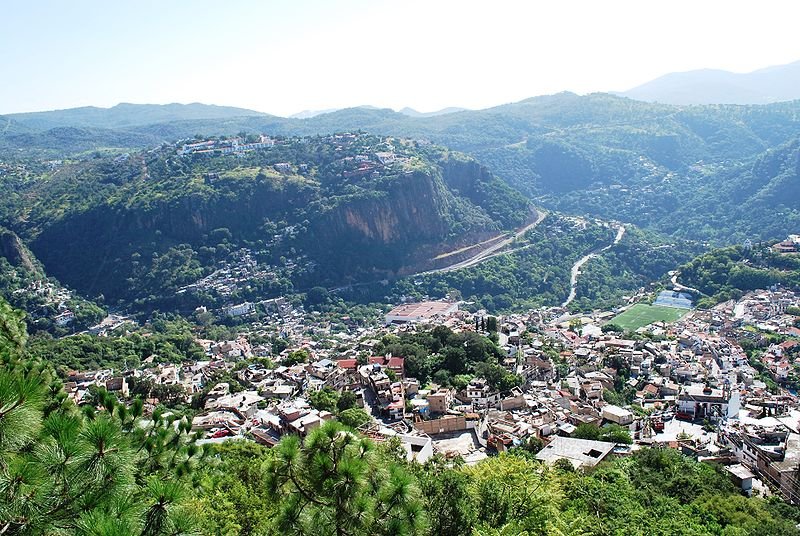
0, 227, 104, 333
4, 94, 800, 244
0, 134, 530, 310
679, 244, 800, 307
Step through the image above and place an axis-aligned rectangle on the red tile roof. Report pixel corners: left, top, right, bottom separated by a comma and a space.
336, 359, 358, 370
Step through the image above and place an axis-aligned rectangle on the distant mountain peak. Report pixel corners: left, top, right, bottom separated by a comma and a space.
619, 59, 800, 105
398, 106, 467, 118
7, 102, 267, 131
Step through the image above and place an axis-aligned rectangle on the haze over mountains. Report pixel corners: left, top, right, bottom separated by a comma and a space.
2, 89, 800, 245
2, 57, 800, 307
619, 60, 800, 105
5, 57, 800, 129
5, 102, 267, 130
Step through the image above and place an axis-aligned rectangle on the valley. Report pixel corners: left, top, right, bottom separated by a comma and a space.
2, 94, 800, 536
8, 5, 800, 535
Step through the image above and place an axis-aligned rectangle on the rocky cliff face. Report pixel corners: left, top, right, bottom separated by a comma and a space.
440, 157, 493, 196
0, 228, 40, 275
315, 171, 451, 246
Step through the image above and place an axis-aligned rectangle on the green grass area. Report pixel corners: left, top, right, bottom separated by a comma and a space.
609, 303, 687, 331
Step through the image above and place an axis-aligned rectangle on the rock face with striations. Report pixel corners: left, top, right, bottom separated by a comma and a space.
316, 170, 452, 245
0, 228, 40, 275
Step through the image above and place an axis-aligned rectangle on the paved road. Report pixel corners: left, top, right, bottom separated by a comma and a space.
419, 208, 548, 275
562, 224, 626, 307
670, 272, 700, 294
331, 208, 546, 292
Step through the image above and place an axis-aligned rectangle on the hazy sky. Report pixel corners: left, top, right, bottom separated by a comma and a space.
2, 0, 799, 116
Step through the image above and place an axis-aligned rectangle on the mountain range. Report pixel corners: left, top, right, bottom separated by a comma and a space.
2, 93, 799, 245
5, 102, 266, 130
2, 84, 800, 318
618, 60, 800, 105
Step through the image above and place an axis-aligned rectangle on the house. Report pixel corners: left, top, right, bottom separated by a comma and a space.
499, 387, 527, 411
105, 376, 130, 398
359, 364, 406, 420
336, 358, 358, 372
368, 356, 405, 377
225, 302, 255, 317
677, 384, 740, 421
580, 380, 604, 401
262, 382, 296, 399
772, 235, 800, 254
427, 388, 455, 414
721, 423, 800, 503
288, 410, 334, 437
726, 464, 755, 496
465, 378, 499, 409
602, 404, 634, 425
536, 436, 616, 469
205, 390, 264, 418
54, 310, 75, 326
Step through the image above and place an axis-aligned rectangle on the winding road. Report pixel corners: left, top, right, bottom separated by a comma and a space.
669, 272, 700, 294
562, 224, 626, 307
419, 208, 548, 275
330, 209, 547, 293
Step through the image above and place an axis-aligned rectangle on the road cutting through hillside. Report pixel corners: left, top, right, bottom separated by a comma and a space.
562, 224, 626, 307
419, 208, 548, 275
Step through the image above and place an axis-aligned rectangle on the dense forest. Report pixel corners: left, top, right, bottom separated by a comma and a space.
679, 244, 800, 307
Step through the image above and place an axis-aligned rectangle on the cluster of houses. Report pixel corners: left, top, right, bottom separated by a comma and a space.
177, 248, 278, 300
177, 135, 276, 156
61, 282, 800, 500
13, 279, 75, 326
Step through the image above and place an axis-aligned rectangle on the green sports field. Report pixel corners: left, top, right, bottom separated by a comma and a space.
608, 303, 687, 331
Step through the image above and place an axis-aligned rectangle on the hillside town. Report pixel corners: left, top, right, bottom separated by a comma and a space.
60, 282, 800, 503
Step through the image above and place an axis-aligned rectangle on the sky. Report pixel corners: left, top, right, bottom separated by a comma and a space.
2, 0, 800, 117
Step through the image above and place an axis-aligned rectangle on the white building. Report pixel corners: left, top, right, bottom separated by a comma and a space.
677, 384, 740, 421
226, 302, 255, 317
602, 405, 634, 426
536, 436, 616, 469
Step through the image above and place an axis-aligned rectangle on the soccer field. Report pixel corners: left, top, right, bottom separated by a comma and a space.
609, 303, 687, 331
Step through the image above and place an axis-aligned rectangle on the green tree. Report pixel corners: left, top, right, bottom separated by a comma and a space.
336, 390, 357, 412
338, 408, 371, 429
414, 457, 476, 536
308, 386, 340, 413
0, 298, 203, 535
305, 286, 330, 309
284, 349, 310, 366
188, 441, 273, 536
264, 421, 427, 535
572, 423, 601, 441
